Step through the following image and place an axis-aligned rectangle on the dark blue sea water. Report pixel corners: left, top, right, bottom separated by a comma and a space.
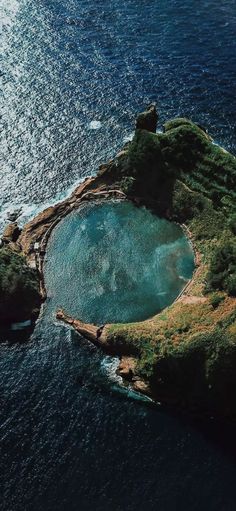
1, 0, 236, 230
1, 1, 236, 510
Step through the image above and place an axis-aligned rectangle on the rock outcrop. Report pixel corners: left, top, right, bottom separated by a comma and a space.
7, 208, 22, 222
0, 248, 41, 325
2, 222, 21, 244
56, 309, 108, 347
135, 103, 158, 133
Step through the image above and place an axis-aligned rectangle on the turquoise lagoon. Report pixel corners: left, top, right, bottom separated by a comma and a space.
45, 201, 194, 324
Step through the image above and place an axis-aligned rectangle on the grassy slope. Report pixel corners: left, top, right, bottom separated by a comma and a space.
107, 118, 236, 416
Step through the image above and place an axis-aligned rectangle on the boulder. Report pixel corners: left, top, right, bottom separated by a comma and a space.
7, 208, 22, 222
117, 356, 136, 381
2, 222, 21, 244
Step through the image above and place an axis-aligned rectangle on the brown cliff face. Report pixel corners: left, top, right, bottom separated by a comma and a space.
2, 222, 21, 244
56, 309, 108, 347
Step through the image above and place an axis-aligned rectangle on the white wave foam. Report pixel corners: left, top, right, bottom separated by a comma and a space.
100, 357, 153, 403
1, 0, 20, 28
100, 356, 123, 385
89, 120, 102, 130
123, 132, 135, 143
95, 285, 104, 297
212, 141, 230, 154
0, 175, 92, 233
179, 275, 189, 282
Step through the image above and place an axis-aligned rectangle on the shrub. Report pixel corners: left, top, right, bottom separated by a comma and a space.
229, 213, 236, 235
206, 242, 236, 296
209, 293, 225, 309
172, 181, 207, 222
127, 130, 169, 179
226, 274, 236, 296
124, 120, 236, 217
163, 118, 201, 132
160, 123, 208, 172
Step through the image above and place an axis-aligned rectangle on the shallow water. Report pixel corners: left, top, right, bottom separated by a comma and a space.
1, 1, 236, 510
45, 201, 194, 323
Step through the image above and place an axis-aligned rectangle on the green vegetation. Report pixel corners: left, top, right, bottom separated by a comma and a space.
119, 176, 135, 195
124, 129, 176, 208
108, 301, 236, 415
0, 248, 41, 324
171, 181, 207, 222
120, 118, 236, 216
109, 117, 236, 416
206, 242, 236, 296
147, 317, 236, 415
209, 292, 225, 309
229, 212, 236, 235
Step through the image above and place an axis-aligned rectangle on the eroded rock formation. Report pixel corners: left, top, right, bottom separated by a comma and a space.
135, 103, 158, 133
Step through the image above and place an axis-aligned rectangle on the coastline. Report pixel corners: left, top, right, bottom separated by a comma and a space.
9, 161, 199, 402
1, 106, 236, 418
20, 183, 127, 300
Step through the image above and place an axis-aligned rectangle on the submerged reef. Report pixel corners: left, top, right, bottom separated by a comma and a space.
1, 105, 236, 417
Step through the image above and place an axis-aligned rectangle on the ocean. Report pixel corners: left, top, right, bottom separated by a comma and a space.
1, 1, 236, 510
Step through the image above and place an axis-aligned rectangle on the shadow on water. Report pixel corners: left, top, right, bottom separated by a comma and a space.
70, 329, 236, 465
158, 406, 236, 464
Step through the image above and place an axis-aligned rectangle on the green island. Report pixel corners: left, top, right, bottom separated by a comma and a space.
1, 105, 236, 417
0, 246, 41, 326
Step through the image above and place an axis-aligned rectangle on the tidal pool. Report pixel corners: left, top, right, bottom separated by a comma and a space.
45, 201, 194, 324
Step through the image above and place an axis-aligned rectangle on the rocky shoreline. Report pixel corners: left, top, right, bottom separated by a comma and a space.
1, 180, 127, 309
56, 309, 152, 397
